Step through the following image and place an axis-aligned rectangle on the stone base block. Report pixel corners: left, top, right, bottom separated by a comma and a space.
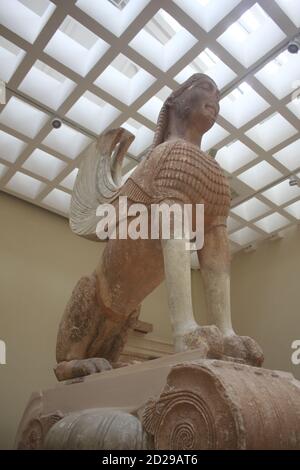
15, 350, 300, 450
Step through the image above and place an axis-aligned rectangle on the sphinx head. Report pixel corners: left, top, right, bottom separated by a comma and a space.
152, 74, 220, 149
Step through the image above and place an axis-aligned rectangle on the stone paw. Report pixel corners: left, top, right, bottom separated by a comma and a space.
54, 357, 112, 381
175, 325, 223, 359
223, 334, 264, 367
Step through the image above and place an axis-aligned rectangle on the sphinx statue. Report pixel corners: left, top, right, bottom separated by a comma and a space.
54, 73, 264, 381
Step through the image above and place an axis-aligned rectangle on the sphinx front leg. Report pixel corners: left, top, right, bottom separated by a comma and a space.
161, 237, 223, 358
198, 222, 264, 366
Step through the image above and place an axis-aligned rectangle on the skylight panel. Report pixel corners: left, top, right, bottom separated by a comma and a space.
0, 0, 56, 43
0, 96, 48, 138
66, 91, 121, 134
217, 3, 285, 67
18, 60, 76, 110
262, 180, 300, 206
60, 168, 79, 190
175, 48, 236, 89
121, 119, 154, 157
273, 139, 300, 171
44, 16, 109, 76
238, 161, 282, 190
173, 0, 242, 32
5, 171, 45, 199
216, 140, 257, 173
43, 188, 71, 214
231, 197, 271, 221
76, 0, 150, 37
287, 96, 300, 119
0, 37, 26, 83
284, 200, 300, 220
42, 123, 92, 159
227, 215, 242, 233
0, 130, 27, 163
22, 148, 67, 180
220, 82, 269, 128
254, 212, 290, 233
201, 123, 229, 152
129, 9, 197, 71
245, 113, 298, 151
229, 226, 261, 246
255, 51, 300, 99
275, 0, 300, 27
144, 10, 183, 45
138, 86, 172, 123
94, 54, 155, 105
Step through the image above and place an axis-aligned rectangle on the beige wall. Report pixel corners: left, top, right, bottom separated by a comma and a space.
1, 192, 300, 449
192, 225, 300, 380
0, 193, 173, 449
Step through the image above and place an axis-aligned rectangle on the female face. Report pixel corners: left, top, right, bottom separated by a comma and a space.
185, 76, 220, 134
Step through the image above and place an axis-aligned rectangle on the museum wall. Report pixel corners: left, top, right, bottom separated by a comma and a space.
0, 192, 299, 448
192, 224, 300, 380
0, 193, 173, 449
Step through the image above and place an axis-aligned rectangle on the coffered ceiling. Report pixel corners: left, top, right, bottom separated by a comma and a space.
0, 0, 300, 251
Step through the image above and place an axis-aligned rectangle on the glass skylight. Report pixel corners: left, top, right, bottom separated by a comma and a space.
0, 97, 48, 138
220, 82, 269, 128
216, 140, 257, 174
44, 16, 109, 76
129, 9, 197, 71
94, 54, 155, 105
42, 123, 92, 159
245, 113, 297, 151
275, 0, 300, 27
284, 200, 300, 220
18, 60, 76, 110
201, 123, 229, 152
238, 161, 282, 190
121, 119, 154, 157
229, 226, 261, 246
6, 171, 45, 199
273, 139, 300, 171
217, 3, 285, 67
43, 188, 71, 214
0, 0, 56, 43
66, 91, 121, 134
173, 0, 242, 32
76, 0, 150, 37
0, 130, 27, 164
60, 168, 79, 190
287, 96, 300, 120
0, 37, 26, 83
227, 215, 242, 233
262, 180, 300, 206
22, 148, 67, 180
255, 51, 300, 99
231, 197, 271, 221
138, 86, 172, 123
254, 212, 290, 233
175, 48, 236, 89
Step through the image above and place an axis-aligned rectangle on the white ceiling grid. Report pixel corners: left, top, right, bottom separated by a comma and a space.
0, 0, 299, 252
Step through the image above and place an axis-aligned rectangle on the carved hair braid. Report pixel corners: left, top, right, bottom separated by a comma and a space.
144, 73, 210, 160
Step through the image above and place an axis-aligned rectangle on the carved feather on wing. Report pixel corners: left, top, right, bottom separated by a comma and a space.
70, 128, 135, 241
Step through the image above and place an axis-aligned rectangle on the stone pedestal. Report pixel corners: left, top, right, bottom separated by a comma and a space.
15, 350, 300, 450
